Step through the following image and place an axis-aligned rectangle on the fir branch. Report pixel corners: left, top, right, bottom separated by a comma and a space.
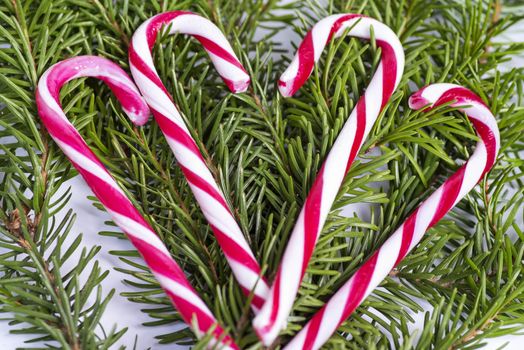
1, 0, 523, 349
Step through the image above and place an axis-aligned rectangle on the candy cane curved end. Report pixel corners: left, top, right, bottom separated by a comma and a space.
37, 56, 150, 125
36, 55, 239, 350
278, 14, 405, 97
408, 83, 500, 167
254, 14, 405, 345
129, 11, 250, 94
283, 85, 499, 350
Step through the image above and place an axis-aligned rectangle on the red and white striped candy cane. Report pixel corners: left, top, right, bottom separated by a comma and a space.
129, 11, 269, 310
284, 84, 500, 350
253, 14, 405, 344
35, 56, 239, 350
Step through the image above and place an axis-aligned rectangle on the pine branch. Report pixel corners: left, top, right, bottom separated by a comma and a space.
1, 0, 523, 349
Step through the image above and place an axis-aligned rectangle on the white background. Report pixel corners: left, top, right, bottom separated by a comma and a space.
1, 6, 523, 350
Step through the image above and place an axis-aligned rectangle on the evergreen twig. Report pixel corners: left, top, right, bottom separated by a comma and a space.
0, 0, 523, 349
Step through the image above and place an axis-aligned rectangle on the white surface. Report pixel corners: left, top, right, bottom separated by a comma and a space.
2, 7, 523, 350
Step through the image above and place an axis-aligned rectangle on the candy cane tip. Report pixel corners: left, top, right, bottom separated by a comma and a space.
124, 108, 151, 126
253, 316, 287, 346
253, 325, 273, 346
224, 77, 250, 93
409, 83, 464, 110
278, 79, 295, 98
408, 90, 431, 110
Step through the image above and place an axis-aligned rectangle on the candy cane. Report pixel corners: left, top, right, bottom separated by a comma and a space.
284, 84, 500, 350
35, 56, 239, 350
129, 11, 269, 310
253, 14, 405, 344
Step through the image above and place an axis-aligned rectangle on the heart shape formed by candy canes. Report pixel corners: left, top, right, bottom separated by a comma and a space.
254, 14, 405, 345
36, 11, 501, 350
35, 56, 239, 350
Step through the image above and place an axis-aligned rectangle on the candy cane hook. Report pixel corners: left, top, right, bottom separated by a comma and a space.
129, 11, 269, 311
253, 14, 405, 344
35, 56, 239, 350
284, 84, 500, 350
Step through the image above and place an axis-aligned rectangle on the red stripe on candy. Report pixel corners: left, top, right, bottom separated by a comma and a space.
258, 271, 281, 337
303, 307, 326, 350
302, 164, 325, 276
74, 164, 152, 230
394, 208, 418, 267
378, 40, 397, 109
437, 87, 489, 109
36, 101, 106, 169
429, 165, 466, 228
289, 29, 316, 96
346, 96, 367, 174
130, 236, 191, 289
470, 119, 497, 176
129, 43, 170, 94
145, 11, 193, 49
164, 290, 239, 350
180, 165, 230, 213
301, 250, 379, 349
193, 35, 246, 72
210, 224, 262, 275
342, 251, 379, 318
241, 286, 265, 309
152, 107, 206, 160
327, 14, 362, 42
